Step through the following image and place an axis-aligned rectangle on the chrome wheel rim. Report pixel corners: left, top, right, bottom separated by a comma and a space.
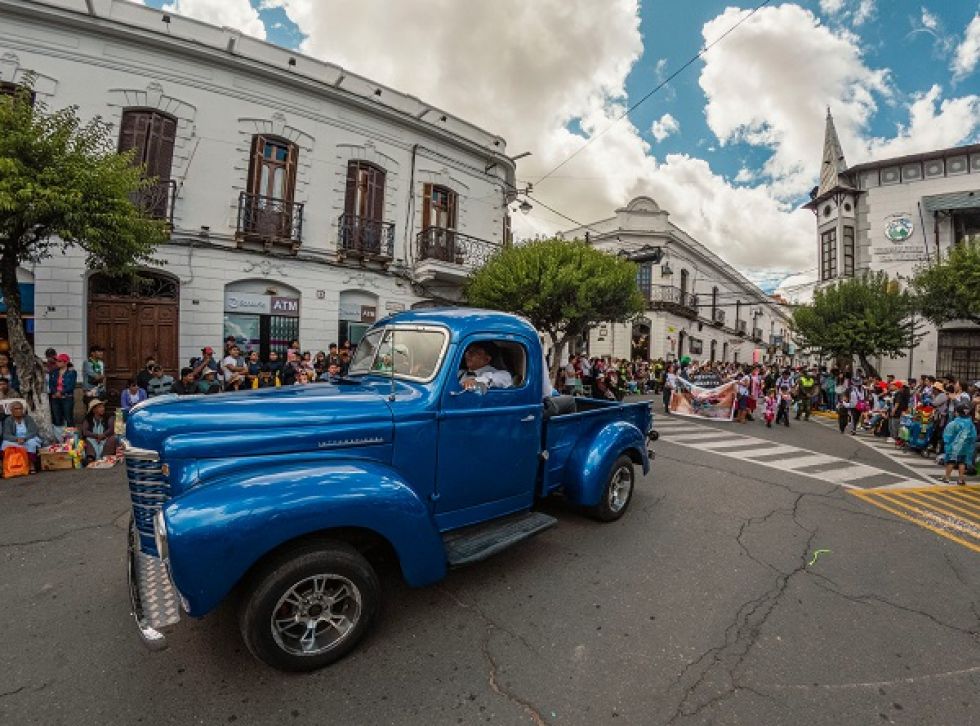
608, 465, 633, 512
270, 574, 362, 657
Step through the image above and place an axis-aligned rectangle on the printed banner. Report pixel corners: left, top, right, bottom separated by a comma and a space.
669, 379, 737, 421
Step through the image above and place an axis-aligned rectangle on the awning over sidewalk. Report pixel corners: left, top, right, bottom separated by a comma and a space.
921, 190, 980, 213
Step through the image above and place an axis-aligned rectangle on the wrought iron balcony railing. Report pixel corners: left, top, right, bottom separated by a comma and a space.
711, 308, 726, 325
338, 213, 394, 259
416, 227, 499, 268
131, 179, 177, 226
236, 192, 304, 251
644, 285, 699, 313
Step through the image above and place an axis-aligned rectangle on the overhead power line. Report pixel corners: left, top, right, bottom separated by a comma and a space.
532, 0, 773, 187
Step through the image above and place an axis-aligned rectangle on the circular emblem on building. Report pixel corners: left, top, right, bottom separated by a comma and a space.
884, 214, 914, 243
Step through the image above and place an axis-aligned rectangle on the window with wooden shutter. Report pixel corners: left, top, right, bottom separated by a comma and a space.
118, 109, 177, 219
247, 135, 298, 202
344, 161, 386, 221
420, 184, 459, 262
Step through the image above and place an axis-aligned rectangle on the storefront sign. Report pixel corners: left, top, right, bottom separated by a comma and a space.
361, 305, 377, 323
385, 301, 405, 312
0, 283, 35, 314
224, 292, 271, 315
271, 296, 300, 317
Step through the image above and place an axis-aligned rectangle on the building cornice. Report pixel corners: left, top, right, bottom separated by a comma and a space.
0, 0, 515, 183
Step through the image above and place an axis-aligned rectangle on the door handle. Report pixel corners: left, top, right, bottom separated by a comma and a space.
520, 414, 535, 422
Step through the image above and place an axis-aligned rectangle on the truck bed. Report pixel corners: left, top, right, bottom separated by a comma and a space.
541, 397, 651, 496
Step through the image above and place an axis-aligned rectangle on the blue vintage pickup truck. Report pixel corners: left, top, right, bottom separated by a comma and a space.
126, 308, 653, 671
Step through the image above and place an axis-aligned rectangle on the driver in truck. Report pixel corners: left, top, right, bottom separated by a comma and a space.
459, 341, 513, 390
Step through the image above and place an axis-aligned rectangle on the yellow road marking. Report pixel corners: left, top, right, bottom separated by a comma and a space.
849, 485, 980, 553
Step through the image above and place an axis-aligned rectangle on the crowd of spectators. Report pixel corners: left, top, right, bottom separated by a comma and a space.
555, 353, 980, 483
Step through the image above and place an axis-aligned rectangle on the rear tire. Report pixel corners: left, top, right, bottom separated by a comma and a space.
239, 541, 380, 672
589, 454, 635, 522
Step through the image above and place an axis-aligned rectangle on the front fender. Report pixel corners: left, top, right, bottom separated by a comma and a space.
564, 421, 649, 507
163, 461, 444, 616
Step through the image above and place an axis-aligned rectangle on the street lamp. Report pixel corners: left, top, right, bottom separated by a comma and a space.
518, 199, 533, 215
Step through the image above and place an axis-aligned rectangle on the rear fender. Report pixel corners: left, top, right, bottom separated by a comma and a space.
163, 461, 444, 616
563, 421, 649, 507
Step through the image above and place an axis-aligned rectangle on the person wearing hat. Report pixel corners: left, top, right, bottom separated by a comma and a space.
938, 403, 977, 485
197, 368, 221, 395
81, 399, 118, 463
191, 346, 221, 382
47, 353, 77, 440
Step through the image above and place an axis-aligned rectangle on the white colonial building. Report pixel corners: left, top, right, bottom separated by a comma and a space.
804, 110, 980, 381
563, 197, 794, 365
0, 0, 516, 399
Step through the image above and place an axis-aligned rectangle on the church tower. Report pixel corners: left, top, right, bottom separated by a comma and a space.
803, 109, 860, 283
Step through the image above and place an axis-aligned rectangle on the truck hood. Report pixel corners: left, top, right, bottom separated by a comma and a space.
126, 383, 393, 460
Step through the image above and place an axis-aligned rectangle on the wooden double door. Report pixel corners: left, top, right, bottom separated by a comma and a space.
88, 273, 179, 406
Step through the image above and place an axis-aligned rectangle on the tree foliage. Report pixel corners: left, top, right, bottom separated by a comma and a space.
465, 238, 645, 376
0, 79, 167, 429
909, 240, 980, 326
791, 271, 922, 377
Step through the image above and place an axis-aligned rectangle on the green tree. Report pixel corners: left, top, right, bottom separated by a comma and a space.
0, 80, 167, 431
909, 240, 980, 326
791, 271, 922, 377
465, 238, 645, 379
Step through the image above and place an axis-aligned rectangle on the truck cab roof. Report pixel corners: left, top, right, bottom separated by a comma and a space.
378, 308, 539, 343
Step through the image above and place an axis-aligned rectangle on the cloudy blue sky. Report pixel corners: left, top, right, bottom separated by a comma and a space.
144, 0, 980, 291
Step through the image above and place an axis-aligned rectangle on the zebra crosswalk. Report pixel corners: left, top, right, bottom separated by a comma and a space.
809, 415, 979, 486
653, 415, 921, 489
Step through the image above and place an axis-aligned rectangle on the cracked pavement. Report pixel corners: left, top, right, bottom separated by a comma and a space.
1, 415, 978, 725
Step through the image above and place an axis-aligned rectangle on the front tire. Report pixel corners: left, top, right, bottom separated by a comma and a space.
589, 454, 635, 522
239, 541, 380, 672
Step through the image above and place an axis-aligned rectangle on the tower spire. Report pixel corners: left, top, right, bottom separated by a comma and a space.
817, 108, 848, 197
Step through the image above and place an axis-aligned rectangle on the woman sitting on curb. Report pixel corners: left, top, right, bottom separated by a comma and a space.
81, 399, 119, 464
2, 401, 43, 473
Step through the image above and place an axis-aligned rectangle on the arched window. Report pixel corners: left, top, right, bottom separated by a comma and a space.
340, 161, 392, 258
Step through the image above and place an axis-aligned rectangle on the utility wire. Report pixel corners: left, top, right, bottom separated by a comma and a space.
532, 0, 773, 186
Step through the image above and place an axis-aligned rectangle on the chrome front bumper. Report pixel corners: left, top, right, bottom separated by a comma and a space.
128, 517, 180, 650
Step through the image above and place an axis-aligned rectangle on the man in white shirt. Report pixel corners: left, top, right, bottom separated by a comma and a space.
459, 342, 513, 390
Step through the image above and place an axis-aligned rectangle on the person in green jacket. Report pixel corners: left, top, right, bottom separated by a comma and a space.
795, 370, 818, 421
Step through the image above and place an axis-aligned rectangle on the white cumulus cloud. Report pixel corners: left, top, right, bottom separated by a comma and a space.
162, 0, 267, 39
650, 113, 680, 142
952, 13, 980, 79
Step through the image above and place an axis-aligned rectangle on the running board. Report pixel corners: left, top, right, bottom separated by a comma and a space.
443, 511, 558, 567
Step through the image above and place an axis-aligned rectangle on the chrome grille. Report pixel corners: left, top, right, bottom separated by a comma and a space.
126, 452, 168, 556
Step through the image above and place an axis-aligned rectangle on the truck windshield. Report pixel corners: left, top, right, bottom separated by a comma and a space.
347, 327, 448, 382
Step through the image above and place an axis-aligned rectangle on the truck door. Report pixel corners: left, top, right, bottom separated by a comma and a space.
434, 335, 541, 530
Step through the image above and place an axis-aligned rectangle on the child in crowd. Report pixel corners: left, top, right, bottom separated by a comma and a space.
763, 389, 776, 428
775, 385, 792, 427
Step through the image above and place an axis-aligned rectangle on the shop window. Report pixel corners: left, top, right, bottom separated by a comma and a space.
952, 209, 980, 245
223, 285, 301, 360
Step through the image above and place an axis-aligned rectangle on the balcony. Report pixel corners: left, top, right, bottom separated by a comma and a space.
752, 327, 763, 342
414, 227, 500, 283
644, 285, 699, 319
236, 192, 304, 253
736, 320, 747, 335
131, 179, 177, 228
337, 213, 394, 261
711, 308, 726, 326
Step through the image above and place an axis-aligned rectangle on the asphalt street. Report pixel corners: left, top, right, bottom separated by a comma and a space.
1, 404, 978, 726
